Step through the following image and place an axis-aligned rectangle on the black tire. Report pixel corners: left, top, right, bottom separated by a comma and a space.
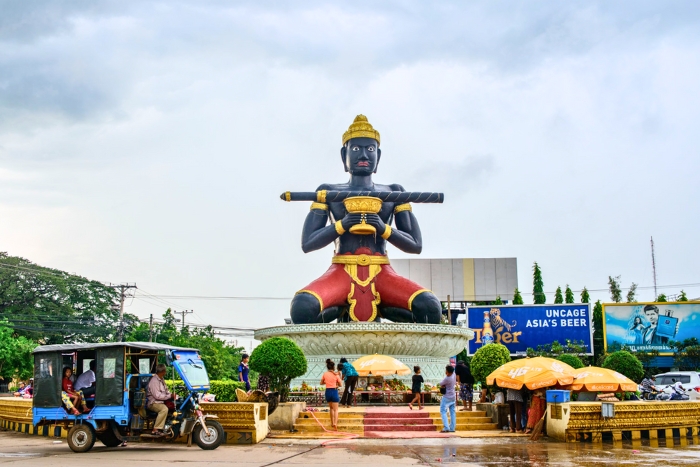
193, 420, 225, 450
67, 424, 96, 453
96, 425, 122, 447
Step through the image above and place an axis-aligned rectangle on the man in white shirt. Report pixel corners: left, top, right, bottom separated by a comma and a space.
74, 360, 96, 397
146, 364, 176, 436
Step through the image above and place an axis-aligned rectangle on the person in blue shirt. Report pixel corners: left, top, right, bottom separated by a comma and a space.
238, 354, 250, 391
338, 357, 359, 408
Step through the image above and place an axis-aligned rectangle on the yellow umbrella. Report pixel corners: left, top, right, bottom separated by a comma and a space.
564, 367, 638, 392
486, 357, 576, 390
352, 354, 411, 376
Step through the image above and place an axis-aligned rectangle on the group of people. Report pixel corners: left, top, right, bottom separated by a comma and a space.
319, 357, 359, 430
504, 387, 546, 434
61, 362, 96, 415
13, 380, 33, 398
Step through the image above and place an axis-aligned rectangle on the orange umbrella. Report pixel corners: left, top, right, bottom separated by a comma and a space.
486, 357, 576, 390
352, 354, 411, 376
564, 367, 638, 392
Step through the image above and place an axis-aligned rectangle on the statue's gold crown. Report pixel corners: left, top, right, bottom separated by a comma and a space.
342, 114, 380, 146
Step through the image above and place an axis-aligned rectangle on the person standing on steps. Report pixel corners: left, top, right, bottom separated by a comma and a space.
439, 365, 457, 433
338, 357, 359, 408
320, 359, 342, 431
455, 360, 474, 411
507, 388, 524, 433
408, 366, 424, 410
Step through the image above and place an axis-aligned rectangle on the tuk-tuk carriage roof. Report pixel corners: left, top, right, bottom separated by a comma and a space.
33, 342, 198, 354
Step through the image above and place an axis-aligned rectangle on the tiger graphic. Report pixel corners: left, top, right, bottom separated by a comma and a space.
489, 308, 516, 332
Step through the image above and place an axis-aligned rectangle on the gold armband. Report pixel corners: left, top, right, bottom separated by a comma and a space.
394, 203, 412, 214
310, 202, 328, 211
317, 190, 327, 203
381, 224, 392, 240
335, 220, 346, 235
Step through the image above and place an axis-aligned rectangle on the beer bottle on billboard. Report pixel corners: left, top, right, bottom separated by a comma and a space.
482, 310, 494, 345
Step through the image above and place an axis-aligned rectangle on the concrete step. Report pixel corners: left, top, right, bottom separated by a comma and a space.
428, 411, 489, 418
364, 412, 431, 419
295, 418, 364, 425
363, 418, 435, 426
364, 424, 437, 432
454, 423, 499, 430
293, 425, 364, 433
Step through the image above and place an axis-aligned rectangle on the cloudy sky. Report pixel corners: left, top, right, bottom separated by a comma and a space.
2, 1, 699, 338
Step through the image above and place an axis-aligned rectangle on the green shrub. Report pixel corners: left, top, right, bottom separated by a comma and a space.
250, 337, 307, 402
166, 380, 246, 402
470, 343, 511, 385
556, 354, 585, 369
602, 350, 644, 383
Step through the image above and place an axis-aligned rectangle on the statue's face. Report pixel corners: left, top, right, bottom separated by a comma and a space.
342, 137, 380, 174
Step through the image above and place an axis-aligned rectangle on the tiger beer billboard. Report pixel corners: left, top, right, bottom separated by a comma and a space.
466, 304, 593, 356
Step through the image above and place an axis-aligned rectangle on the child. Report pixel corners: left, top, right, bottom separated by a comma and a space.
408, 366, 424, 410
238, 354, 250, 391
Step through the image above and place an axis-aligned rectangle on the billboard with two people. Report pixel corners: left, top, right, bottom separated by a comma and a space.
603, 301, 700, 354
466, 304, 593, 356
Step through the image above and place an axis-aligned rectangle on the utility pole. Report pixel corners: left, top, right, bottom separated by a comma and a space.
180, 310, 193, 331
447, 294, 452, 326
110, 283, 137, 341
149, 314, 154, 342
651, 237, 658, 299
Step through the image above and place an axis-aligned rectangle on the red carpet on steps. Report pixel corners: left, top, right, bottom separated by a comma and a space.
362, 407, 442, 437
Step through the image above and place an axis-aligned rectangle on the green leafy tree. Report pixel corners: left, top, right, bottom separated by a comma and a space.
608, 276, 622, 303
602, 350, 644, 383
678, 290, 688, 302
494, 295, 503, 305
669, 338, 700, 371
512, 288, 524, 305
554, 286, 563, 304
656, 294, 667, 302
470, 343, 511, 385
526, 339, 590, 366
592, 300, 604, 359
556, 354, 584, 369
532, 262, 545, 304
0, 252, 120, 343
0, 321, 37, 381
626, 283, 638, 303
580, 287, 590, 304
249, 337, 307, 402
565, 285, 574, 304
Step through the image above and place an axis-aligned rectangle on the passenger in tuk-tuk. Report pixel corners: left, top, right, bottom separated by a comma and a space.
74, 360, 96, 398
146, 363, 177, 437
62, 368, 90, 415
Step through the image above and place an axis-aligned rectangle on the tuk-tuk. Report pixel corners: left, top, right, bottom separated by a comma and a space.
32, 342, 225, 453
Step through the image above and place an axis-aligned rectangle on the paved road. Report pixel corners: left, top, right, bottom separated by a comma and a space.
3, 430, 700, 466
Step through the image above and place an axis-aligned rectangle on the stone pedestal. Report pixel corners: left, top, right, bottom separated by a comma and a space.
268, 402, 306, 431
477, 403, 510, 429
254, 323, 474, 386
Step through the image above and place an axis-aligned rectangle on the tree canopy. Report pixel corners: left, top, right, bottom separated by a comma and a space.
0, 252, 125, 344
554, 286, 563, 304
512, 288, 524, 305
532, 262, 545, 304
565, 285, 575, 304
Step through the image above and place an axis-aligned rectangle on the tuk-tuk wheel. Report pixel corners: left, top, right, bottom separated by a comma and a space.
193, 420, 225, 450
67, 424, 96, 453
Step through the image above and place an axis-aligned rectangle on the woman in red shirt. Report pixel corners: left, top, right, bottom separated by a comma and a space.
320, 359, 342, 431
62, 368, 89, 415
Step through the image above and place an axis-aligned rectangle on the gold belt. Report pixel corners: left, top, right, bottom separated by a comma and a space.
331, 254, 390, 266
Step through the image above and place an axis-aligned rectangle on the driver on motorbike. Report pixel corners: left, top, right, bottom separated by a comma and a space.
146, 363, 177, 437
640, 375, 658, 395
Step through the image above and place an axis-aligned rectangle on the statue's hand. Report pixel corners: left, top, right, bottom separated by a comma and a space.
341, 214, 364, 231
364, 213, 386, 233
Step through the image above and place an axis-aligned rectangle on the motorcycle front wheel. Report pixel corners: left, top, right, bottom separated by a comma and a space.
193, 420, 225, 450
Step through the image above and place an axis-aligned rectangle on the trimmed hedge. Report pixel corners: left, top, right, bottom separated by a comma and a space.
250, 337, 307, 402
602, 350, 645, 383
556, 354, 585, 369
166, 380, 246, 402
470, 343, 511, 385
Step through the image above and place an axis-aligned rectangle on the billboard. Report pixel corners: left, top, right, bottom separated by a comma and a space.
466, 304, 593, 356
603, 302, 700, 355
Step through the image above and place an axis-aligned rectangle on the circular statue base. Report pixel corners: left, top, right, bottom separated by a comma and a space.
254, 323, 474, 386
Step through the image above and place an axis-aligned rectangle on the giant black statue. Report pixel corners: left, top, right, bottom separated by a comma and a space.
285, 115, 443, 324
